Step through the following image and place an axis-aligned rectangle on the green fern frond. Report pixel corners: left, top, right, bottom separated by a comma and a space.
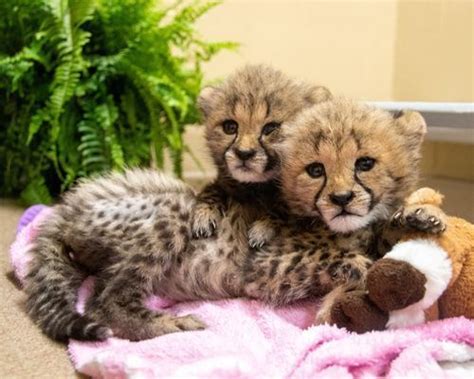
20, 176, 53, 205
0, 0, 236, 204
46, 0, 95, 123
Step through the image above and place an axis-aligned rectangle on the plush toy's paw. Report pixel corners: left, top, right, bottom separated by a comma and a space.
248, 219, 276, 249
191, 204, 221, 238
330, 290, 388, 333
391, 204, 446, 234
366, 258, 426, 312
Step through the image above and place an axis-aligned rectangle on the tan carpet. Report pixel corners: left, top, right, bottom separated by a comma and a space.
0, 200, 78, 378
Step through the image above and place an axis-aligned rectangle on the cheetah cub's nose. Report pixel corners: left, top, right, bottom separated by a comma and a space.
234, 148, 256, 161
330, 191, 355, 207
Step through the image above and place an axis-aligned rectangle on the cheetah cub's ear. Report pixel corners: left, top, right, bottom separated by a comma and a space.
304, 85, 333, 106
393, 110, 427, 145
198, 86, 221, 118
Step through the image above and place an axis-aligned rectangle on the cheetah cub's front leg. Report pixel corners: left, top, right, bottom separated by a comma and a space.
192, 183, 225, 238
192, 203, 222, 238
391, 187, 447, 234
248, 218, 279, 249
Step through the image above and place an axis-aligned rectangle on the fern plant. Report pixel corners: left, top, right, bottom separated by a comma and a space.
0, 0, 236, 204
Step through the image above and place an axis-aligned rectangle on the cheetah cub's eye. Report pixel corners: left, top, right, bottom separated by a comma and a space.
355, 156, 376, 172
222, 120, 238, 135
262, 122, 281, 136
305, 162, 325, 178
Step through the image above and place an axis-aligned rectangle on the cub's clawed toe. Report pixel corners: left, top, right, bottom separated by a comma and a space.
192, 205, 221, 238
391, 204, 446, 234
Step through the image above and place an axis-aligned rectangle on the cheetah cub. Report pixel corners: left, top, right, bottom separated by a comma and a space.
193, 64, 331, 246
271, 97, 446, 325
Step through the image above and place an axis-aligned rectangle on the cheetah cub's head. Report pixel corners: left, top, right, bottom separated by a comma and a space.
198, 64, 331, 183
280, 98, 427, 233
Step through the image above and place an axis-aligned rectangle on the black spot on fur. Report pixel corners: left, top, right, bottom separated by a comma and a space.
171, 203, 180, 212
137, 238, 149, 248
293, 243, 306, 251
269, 259, 280, 278
279, 283, 291, 294
179, 212, 190, 222
101, 221, 111, 228
160, 231, 173, 240
154, 221, 168, 231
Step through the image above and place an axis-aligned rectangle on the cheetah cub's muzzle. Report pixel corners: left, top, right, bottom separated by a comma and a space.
224, 124, 280, 183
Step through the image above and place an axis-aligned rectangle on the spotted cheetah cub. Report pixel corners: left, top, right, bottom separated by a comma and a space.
270, 97, 446, 325
193, 64, 331, 244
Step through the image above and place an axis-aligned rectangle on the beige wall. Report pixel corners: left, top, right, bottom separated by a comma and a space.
198, 0, 399, 100
198, 0, 473, 101
393, 0, 473, 102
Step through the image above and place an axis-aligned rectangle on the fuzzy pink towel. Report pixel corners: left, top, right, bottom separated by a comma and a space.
10, 206, 474, 378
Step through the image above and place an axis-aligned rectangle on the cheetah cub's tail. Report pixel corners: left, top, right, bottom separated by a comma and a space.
24, 212, 111, 342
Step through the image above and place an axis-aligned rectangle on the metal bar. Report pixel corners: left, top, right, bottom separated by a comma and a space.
368, 101, 474, 114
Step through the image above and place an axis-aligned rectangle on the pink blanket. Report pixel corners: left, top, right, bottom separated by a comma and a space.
10, 206, 474, 378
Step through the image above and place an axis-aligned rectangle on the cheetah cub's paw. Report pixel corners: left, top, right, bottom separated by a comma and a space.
327, 254, 372, 285
191, 203, 222, 238
391, 187, 447, 234
248, 219, 276, 249
154, 314, 206, 335
391, 204, 446, 234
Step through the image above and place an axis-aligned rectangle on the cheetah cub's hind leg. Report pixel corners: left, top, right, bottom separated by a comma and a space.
90, 260, 206, 341
89, 213, 205, 341
391, 187, 447, 234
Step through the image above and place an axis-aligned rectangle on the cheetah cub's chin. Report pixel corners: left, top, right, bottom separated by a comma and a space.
279, 97, 427, 233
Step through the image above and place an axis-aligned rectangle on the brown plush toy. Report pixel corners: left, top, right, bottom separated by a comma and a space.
331, 188, 474, 333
